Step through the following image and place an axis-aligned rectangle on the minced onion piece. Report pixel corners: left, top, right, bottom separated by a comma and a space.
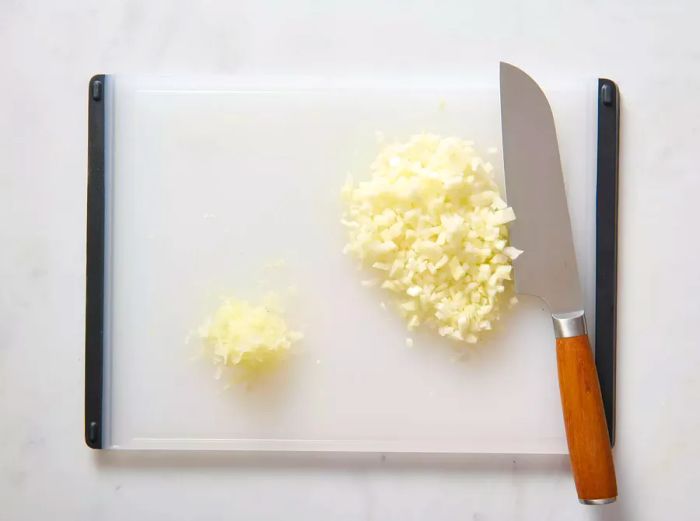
341, 133, 519, 343
198, 293, 303, 381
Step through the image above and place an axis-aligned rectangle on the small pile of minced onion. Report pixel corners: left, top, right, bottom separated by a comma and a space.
198, 293, 303, 381
341, 133, 521, 343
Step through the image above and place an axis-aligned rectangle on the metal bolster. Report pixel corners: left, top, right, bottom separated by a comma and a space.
552, 311, 587, 339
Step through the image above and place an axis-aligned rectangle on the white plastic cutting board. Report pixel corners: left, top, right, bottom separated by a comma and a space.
103, 75, 596, 453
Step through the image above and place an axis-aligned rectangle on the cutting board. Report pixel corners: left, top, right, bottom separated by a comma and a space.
90, 75, 598, 453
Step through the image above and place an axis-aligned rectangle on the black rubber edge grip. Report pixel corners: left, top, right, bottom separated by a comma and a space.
85, 74, 106, 449
595, 78, 620, 447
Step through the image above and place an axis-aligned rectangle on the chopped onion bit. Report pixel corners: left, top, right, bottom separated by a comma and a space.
341, 134, 519, 343
198, 293, 303, 381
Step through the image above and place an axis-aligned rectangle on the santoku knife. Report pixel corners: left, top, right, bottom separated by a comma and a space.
499, 62, 618, 504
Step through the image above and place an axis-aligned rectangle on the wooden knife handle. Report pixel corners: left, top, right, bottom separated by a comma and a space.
556, 334, 618, 504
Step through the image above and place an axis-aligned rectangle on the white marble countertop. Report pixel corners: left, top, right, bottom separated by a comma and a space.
2, 1, 699, 519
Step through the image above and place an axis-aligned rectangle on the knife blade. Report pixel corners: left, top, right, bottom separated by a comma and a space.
499, 63, 582, 319
499, 62, 618, 504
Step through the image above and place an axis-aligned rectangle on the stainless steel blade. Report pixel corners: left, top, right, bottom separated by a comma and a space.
499, 62, 583, 315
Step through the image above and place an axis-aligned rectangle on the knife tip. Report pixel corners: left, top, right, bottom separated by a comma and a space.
500, 61, 523, 77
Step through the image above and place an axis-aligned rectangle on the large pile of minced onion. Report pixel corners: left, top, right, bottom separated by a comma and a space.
198, 293, 303, 380
341, 134, 521, 343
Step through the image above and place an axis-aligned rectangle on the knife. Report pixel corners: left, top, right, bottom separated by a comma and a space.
499, 62, 618, 504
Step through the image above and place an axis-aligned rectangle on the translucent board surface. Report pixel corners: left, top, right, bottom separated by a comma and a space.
103, 75, 596, 453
